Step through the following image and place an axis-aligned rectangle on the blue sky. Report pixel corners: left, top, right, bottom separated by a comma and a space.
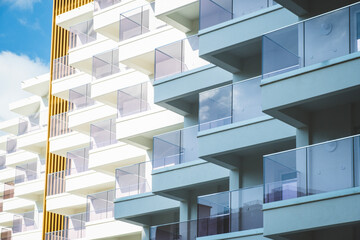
0, 0, 53, 63
0, 0, 53, 121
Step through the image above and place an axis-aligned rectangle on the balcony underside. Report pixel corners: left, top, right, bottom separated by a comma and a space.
275, 0, 359, 17
198, 117, 296, 169
199, 6, 297, 74
264, 188, 360, 240
154, 65, 232, 115
261, 53, 360, 129
152, 160, 229, 201
114, 193, 179, 226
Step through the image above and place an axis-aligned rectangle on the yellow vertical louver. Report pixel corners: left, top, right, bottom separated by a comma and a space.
42, 0, 93, 239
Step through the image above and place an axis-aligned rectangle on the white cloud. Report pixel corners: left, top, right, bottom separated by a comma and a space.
3, 0, 41, 11
0, 51, 49, 121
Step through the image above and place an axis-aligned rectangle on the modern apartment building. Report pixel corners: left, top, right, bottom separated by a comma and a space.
1, 0, 360, 239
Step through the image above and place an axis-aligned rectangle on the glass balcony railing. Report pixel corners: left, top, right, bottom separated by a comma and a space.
50, 112, 72, 138
264, 135, 360, 204
47, 170, 66, 196
14, 162, 39, 184
115, 161, 152, 198
45, 213, 86, 240
1, 182, 14, 202
154, 35, 209, 81
199, 77, 265, 131
262, 3, 360, 78
92, 49, 129, 80
117, 82, 150, 118
68, 84, 95, 112
150, 219, 198, 240
6, 137, 17, 154
0, 155, 6, 170
199, 0, 277, 30
69, 19, 97, 49
53, 55, 79, 81
94, 0, 121, 12
198, 185, 263, 236
12, 211, 42, 234
119, 3, 167, 41
90, 119, 116, 150
86, 189, 115, 222
153, 126, 198, 170
66, 147, 89, 175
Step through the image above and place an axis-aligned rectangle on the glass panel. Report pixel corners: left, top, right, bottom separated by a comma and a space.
230, 186, 263, 232
15, 161, 38, 184
50, 112, 72, 138
262, 24, 302, 78
6, 137, 17, 154
0, 155, 5, 170
199, 85, 232, 131
12, 211, 39, 233
155, 35, 209, 80
307, 137, 353, 195
119, 3, 166, 41
350, 4, 360, 52
66, 147, 89, 175
264, 148, 306, 203
232, 77, 265, 122
264, 135, 360, 203
47, 171, 66, 196
69, 84, 95, 111
18, 111, 41, 135
153, 126, 198, 169
115, 161, 152, 198
87, 189, 115, 221
69, 19, 97, 49
150, 220, 198, 240
53, 55, 79, 81
199, 0, 232, 30
304, 8, 350, 66
92, 49, 128, 80
197, 191, 230, 236
117, 83, 150, 117
90, 119, 116, 149
94, 0, 121, 11
3, 182, 14, 200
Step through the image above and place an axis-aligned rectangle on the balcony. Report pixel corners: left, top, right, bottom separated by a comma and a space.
67, 84, 117, 134
89, 141, 146, 175
0, 118, 22, 136
68, 25, 117, 75
117, 3, 185, 75
263, 134, 360, 239
152, 126, 229, 201
150, 186, 264, 240
91, 49, 149, 108
198, 0, 297, 73
56, 1, 94, 30
45, 213, 86, 240
9, 96, 44, 117
197, 77, 295, 169
153, 35, 231, 115
116, 82, 183, 149
12, 211, 42, 239
155, 0, 199, 32
52, 56, 91, 100
14, 163, 44, 200
261, 3, 360, 129
16, 110, 48, 154
85, 188, 142, 239
93, 0, 139, 41
5, 150, 38, 168
21, 73, 50, 97
114, 161, 179, 226
49, 113, 89, 157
